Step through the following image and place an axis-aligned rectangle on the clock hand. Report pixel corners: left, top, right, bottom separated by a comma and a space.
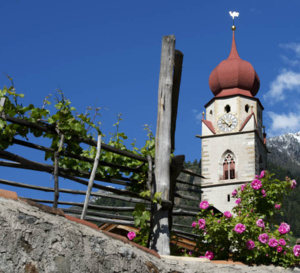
222, 118, 231, 126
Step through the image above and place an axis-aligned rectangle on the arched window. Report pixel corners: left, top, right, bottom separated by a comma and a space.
223, 153, 235, 180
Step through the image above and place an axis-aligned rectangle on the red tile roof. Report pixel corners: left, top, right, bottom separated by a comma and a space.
202, 119, 216, 134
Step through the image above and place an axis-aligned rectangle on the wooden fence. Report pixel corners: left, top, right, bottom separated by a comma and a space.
0, 35, 204, 254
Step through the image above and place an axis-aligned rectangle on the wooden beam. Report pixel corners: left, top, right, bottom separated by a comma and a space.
169, 155, 185, 231
181, 168, 204, 178
11, 138, 143, 173
81, 135, 102, 219
4, 114, 148, 162
149, 35, 175, 255
176, 179, 202, 189
171, 50, 184, 152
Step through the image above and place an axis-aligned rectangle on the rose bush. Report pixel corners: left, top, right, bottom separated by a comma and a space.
192, 171, 299, 267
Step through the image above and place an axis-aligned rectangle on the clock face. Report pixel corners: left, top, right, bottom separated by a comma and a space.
217, 114, 238, 132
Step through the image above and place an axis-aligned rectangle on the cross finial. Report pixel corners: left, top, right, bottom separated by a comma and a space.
229, 11, 239, 31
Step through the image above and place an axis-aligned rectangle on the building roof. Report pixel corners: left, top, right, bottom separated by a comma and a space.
208, 29, 260, 98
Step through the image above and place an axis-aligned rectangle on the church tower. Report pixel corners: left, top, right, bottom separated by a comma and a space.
198, 25, 268, 213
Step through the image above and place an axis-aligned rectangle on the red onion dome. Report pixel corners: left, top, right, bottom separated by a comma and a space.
209, 31, 260, 97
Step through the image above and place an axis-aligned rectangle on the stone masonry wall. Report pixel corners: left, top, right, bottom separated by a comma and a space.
0, 192, 297, 273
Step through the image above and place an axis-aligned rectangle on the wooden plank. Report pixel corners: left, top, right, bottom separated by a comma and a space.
53, 133, 64, 208
0, 176, 150, 204
149, 35, 175, 255
4, 114, 148, 162
176, 179, 202, 189
174, 192, 200, 202
0, 160, 131, 187
20, 197, 142, 211
172, 209, 198, 216
172, 223, 193, 229
175, 186, 202, 194
11, 138, 143, 173
81, 135, 102, 219
0, 150, 142, 199
171, 50, 184, 152
81, 216, 135, 226
171, 229, 201, 239
181, 168, 204, 178
64, 208, 134, 221
174, 204, 200, 212
169, 155, 185, 232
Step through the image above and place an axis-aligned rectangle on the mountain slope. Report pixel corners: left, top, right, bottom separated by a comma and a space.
267, 132, 300, 177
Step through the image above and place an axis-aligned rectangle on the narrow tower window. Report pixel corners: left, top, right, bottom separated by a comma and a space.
225, 105, 230, 113
209, 110, 213, 115
223, 153, 235, 180
227, 194, 230, 202
245, 104, 249, 113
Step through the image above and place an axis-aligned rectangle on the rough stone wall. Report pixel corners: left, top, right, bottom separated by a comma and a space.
0, 196, 297, 273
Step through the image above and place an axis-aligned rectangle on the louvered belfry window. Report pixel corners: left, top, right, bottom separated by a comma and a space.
223, 153, 235, 180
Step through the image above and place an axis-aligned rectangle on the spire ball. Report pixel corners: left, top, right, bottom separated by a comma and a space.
231, 25, 236, 31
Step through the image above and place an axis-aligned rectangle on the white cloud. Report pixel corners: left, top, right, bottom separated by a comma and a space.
264, 70, 300, 102
279, 43, 300, 58
192, 109, 203, 123
280, 55, 300, 66
267, 111, 300, 136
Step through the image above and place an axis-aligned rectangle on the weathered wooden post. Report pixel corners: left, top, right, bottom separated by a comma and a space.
149, 35, 181, 255
81, 135, 102, 219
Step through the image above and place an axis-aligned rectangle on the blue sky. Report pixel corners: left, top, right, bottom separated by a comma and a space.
1, 1, 300, 201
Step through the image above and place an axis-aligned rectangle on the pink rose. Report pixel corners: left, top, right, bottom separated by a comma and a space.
294, 245, 300, 257
260, 170, 266, 178
275, 204, 281, 210
261, 189, 267, 197
191, 221, 197, 228
256, 219, 265, 228
232, 189, 237, 196
205, 251, 214, 260
277, 246, 283, 253
217, 220, 221, 223
246, 240, 255, 250
198, 219, 206, 229
241, 184, 246, 192
258, 233, 269, 244
291, 179, 297, 189
234, 223, 246, 233
278, 222, 290, 235
199, 201, 209, 210
251, 179, 262, 190
235, 198, 241, 205
127, 231, 136, 241
224, 211, 232, 218
268, 238, 278, 248
279, 239, 286, 246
